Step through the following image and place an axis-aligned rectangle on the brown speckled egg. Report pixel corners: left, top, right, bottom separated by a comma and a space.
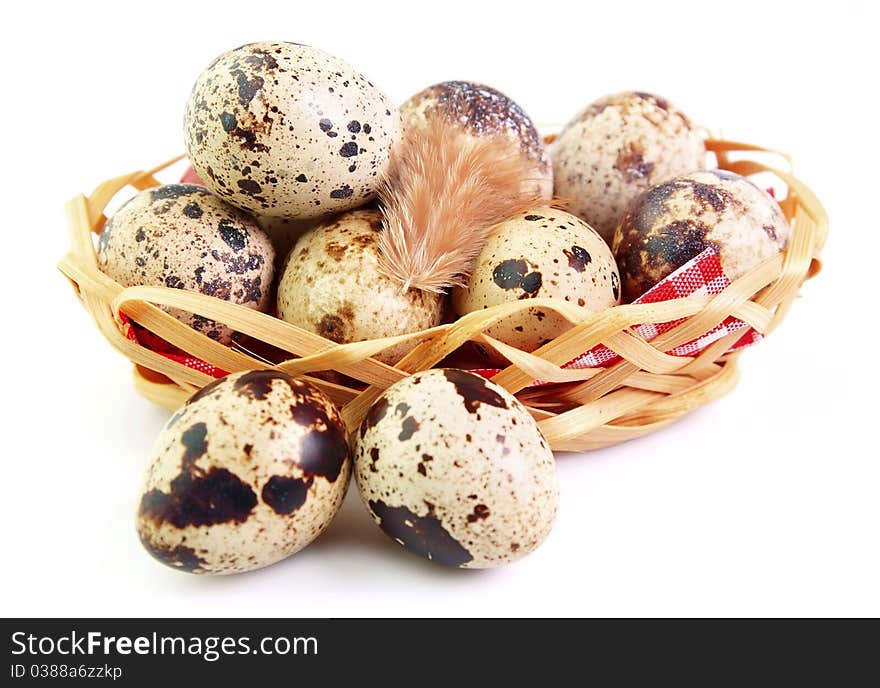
400, 81, 552, 200
184, 41, 401, 219
552, 91, 706, 244
97, 184, 274, 343
276, 209, 444, 364
451, 206, 620, 363
354, 368, 558, 568
612, 169, 791, 302
136, 370, 350, 575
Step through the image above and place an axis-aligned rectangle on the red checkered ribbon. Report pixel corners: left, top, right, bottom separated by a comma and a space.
121, 247, 759, 384
472, 247, 761, 381
122, 313, 228, 378
567, 246, 760, 368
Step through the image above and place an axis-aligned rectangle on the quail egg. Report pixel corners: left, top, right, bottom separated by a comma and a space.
97, 184, 274, 343
452, 206, 620, 362
184, 41, 401, 219
354, 368, 558, 568
276, 209, 444, 364
552, 91, 706, 243
612, 169, 791, 302
400, 81, 552, 199
136, 370, 350, 575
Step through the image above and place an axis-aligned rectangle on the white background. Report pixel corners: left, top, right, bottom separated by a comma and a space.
1, 0, 877, 617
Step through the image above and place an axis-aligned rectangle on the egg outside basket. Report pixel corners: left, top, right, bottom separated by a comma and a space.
58, 140, 827, 452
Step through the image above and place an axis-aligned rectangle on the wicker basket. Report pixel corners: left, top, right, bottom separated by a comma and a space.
58, 139, 827, 452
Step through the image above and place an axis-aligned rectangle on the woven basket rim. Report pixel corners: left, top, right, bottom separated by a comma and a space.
58, 138, 828, 452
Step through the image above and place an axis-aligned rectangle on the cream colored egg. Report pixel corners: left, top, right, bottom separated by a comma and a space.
136, 370, 350, 575
612, 169, 790, 302
400, 81, 552, 200
552, 91, 706, 244
354, 368, 558, 568
184, 42, 401, 219
452, 206, 620, 363
276, 209, 444, 365
97, 184, 274, 344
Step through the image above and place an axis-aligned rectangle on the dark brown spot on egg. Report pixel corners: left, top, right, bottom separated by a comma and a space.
180, 422, 208, 462
644, 220, 715, 270
150, 184, 207, 202
466, 504, 490, 523
232, 369, 288, 400
261, 475, 314, 514
296, 420, 349, 483
442, 369, 508, 414
339, 141, 359, 157
218, 219, 247, 251
362, 396, 391, 438
200, 278, 232, 299
229, 69, 264, 107
330, 186, 354, 199
219, 112, 237, 132
368, 500, 473, 566
690, 181, 732, 212
138, 422, 258, 528
399, 416, 420, 441
318, 314, 347, 343
524, 214, 544, 221
520, 271, 542, 294
563, 245, 591, 272
182, 202, 203, 219
138, 537, 206, 573
493, 259, 528, 289
614, 143, 654, 183
325, 241, 347, 261
237, 179, 262, 195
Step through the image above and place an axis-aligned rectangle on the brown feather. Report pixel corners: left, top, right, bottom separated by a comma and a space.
377, 119, 543, 293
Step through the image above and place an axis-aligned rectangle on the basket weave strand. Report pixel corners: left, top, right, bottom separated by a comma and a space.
58, 140, 827, 451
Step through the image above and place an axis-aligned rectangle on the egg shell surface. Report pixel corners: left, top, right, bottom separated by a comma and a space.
552, 91, 706, 243
400, 81, 553, 200
136, 370, 351, 575
184, 41, 401, 219
276, 209, 444, 364
612, 169, 790, 302
97, 184, 274, 343
452, 206, 620, 361
354, 368, 559, 568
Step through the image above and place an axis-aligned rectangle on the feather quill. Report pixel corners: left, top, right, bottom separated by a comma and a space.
377, 119, 543, 293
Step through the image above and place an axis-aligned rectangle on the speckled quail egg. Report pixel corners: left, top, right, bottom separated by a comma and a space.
136, 369, 350, 575
97, 184, 274, 343
552, 91, 706, 244
276, 209, 444, 364
400, 81, 552, 200
612, 169, 790, 302
184, 41, 401, 219
354, 368, 558, 568
452, 206, 620, 363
